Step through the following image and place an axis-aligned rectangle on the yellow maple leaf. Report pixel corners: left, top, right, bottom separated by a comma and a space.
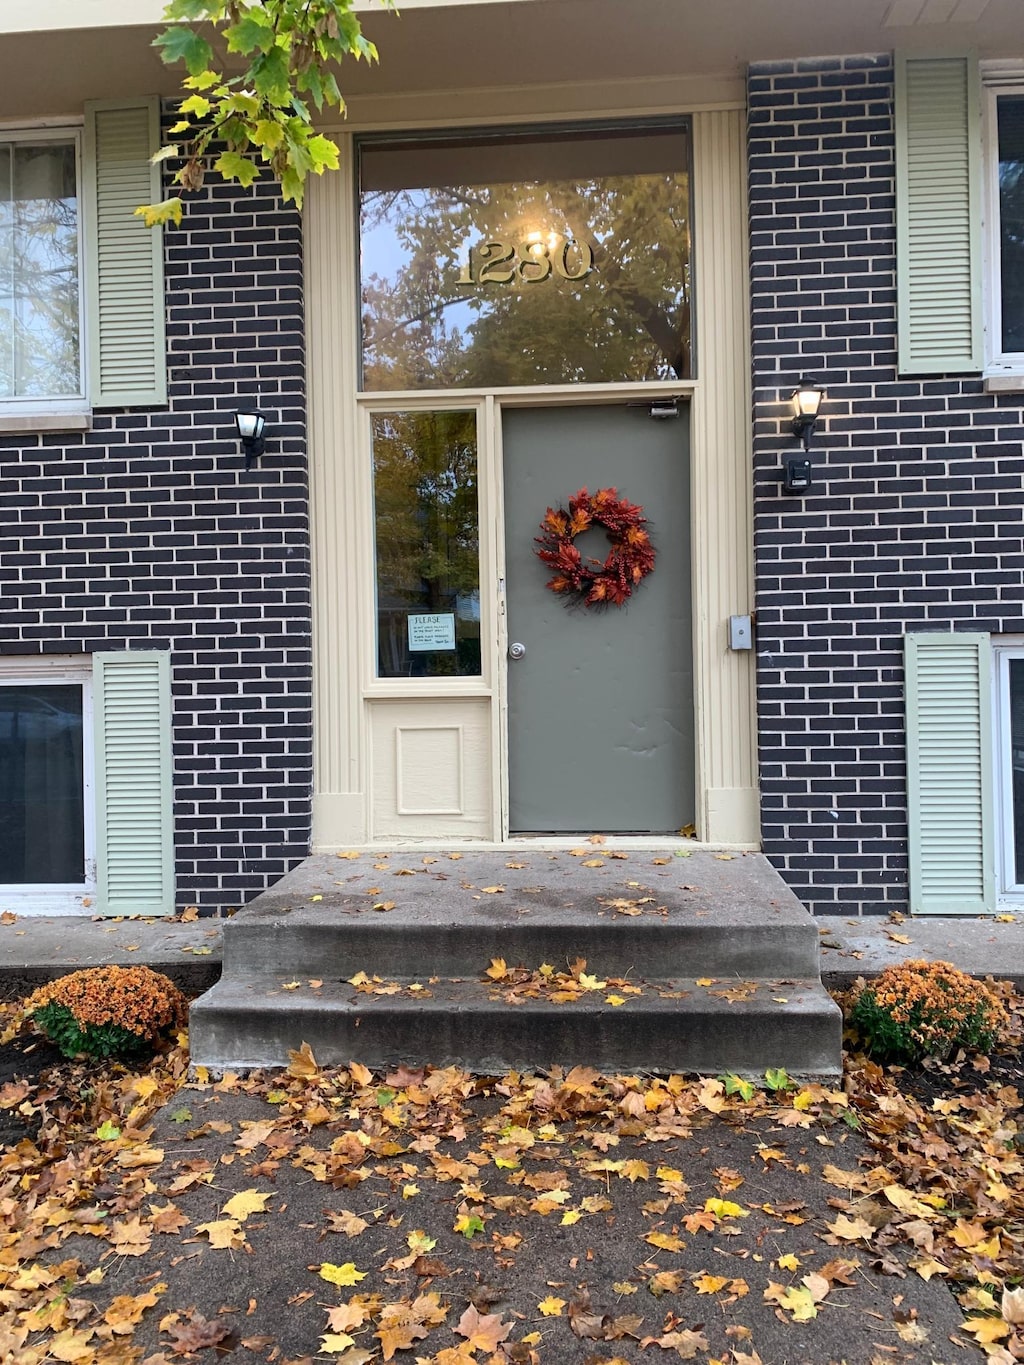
697, 1078, 726, 1112
622, 1160, 650, 1182
765, 1282, 817, 1321
560, 1209, 582, 1225
704, 1197, 748, 1220
578, 973, 607, 990
485, 958, 508, 979
319, 1262, 367, 1287
221, 1189, 272, 1222
648, 1270, 684, 1296
693, 1273, 729, 1294
827, 1214, 874, 1242
319, 1332, 356, 1354
963, 1317, 1011, 1344
780, 1285, 818, 1321
287, 1041, 320, 1079
103, 1284, 166, 1329
42, 1329, 96, 1363
605, 994, 627, 1006
537, 1296, 566, 1316
196, 1218, 245, 1250
696, 977, 715, 986
777, 1253, 801, 1271
131, 1074, 162, 1100
646, 1230, 686, 1252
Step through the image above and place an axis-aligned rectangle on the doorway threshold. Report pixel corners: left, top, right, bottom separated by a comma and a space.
315, 836, 761, 854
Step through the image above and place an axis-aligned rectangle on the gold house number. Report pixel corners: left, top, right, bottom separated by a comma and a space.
457, 234, 595, 286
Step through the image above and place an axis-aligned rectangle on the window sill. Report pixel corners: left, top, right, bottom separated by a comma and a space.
0, 411, 92, 435
983, 371, 1024, 394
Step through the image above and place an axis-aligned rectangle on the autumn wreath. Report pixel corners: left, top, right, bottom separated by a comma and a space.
535, 486, 656, 607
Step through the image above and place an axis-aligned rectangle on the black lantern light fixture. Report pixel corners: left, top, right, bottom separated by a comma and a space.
782, 377, 826, 495
235, 409, 266, 470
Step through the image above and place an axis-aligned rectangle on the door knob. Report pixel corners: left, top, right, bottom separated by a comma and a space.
508, 642, 526, 660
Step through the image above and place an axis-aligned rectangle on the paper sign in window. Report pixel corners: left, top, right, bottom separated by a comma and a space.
408, 613, 456, 651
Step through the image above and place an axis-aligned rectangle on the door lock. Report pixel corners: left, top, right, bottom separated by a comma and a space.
508, 642, 526, 660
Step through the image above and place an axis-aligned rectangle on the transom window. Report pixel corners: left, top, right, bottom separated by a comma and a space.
0, 132, 83, 408
357, 120, 692, 391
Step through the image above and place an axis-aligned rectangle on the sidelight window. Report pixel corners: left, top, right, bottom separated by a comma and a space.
372, 409, 482, 679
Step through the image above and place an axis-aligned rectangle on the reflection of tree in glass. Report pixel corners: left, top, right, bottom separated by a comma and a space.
1000, 114, 1024, 353
0, 143, 80, 399
361, 173, 690, 390
373, 410, 481, 677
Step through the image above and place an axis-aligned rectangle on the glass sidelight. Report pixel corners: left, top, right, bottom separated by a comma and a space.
372, 409, 481, 678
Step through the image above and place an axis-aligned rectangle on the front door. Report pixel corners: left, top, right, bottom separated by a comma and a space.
503, 404, 694, 833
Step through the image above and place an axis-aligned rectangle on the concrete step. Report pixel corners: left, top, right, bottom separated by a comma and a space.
219, 851, 822, 981
189, 973, 842, 1078
189, 850, 842, 1077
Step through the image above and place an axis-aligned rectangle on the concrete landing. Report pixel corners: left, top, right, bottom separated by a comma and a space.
0, 915, 223, 1001
189, 849, 842, 1077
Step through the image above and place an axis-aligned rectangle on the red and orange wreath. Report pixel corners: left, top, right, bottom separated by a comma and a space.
535, 486, 656, 607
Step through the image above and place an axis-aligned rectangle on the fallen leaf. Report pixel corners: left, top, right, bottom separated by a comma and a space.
456, 1304, 512, 1351
319, 1262, 367, 1287
537, 1296, 566, 1316
222, 1189, 272, 1222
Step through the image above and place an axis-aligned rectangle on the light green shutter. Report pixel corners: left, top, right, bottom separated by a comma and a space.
894, 54, 983, 374
905, 633, 994, 915
82, 97, 167, 407
93, 651, 175, 917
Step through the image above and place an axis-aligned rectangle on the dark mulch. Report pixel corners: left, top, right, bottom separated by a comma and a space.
887, 1037, 1023, 1110
0, 1032, 66, 1146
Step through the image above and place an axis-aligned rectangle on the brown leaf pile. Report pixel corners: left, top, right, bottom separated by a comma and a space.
0, 987, 1022, 1363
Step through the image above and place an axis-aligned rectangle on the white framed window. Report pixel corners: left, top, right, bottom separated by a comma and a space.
982, 67, 1024, 378
993, 640, 1024, 902
0, 127, 88, 417
0, 655, 95, 915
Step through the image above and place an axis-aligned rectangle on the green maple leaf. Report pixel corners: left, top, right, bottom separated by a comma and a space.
153, 25, 214, 77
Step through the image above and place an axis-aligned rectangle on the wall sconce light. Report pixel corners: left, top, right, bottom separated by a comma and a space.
782, 377, 826, 495
235, 409, 266, 470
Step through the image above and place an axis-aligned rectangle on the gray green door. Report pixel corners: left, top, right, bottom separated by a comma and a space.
503, 404, 694, 833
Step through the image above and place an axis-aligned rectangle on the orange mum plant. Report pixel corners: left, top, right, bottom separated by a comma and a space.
849, 959, 1007, 1065
25, 965, 187, 1060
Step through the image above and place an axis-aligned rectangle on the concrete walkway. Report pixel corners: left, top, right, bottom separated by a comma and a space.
2, 898, 1023, 999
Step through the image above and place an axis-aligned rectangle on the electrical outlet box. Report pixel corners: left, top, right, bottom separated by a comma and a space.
728, 615, 753, 650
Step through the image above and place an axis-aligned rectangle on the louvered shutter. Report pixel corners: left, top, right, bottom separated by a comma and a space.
93, 651, 175, 917
894, 55, 983, 374
905, 633, 995, 915
82, 98, 167, 407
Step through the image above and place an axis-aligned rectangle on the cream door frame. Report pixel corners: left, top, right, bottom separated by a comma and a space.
306, 95, 757, 848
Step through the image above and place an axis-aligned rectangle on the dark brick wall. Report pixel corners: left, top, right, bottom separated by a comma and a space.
749, 54, 1024, 916
0, 168, 312, 912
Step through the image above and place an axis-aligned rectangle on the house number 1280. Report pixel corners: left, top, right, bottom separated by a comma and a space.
457, 235, 595, 286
